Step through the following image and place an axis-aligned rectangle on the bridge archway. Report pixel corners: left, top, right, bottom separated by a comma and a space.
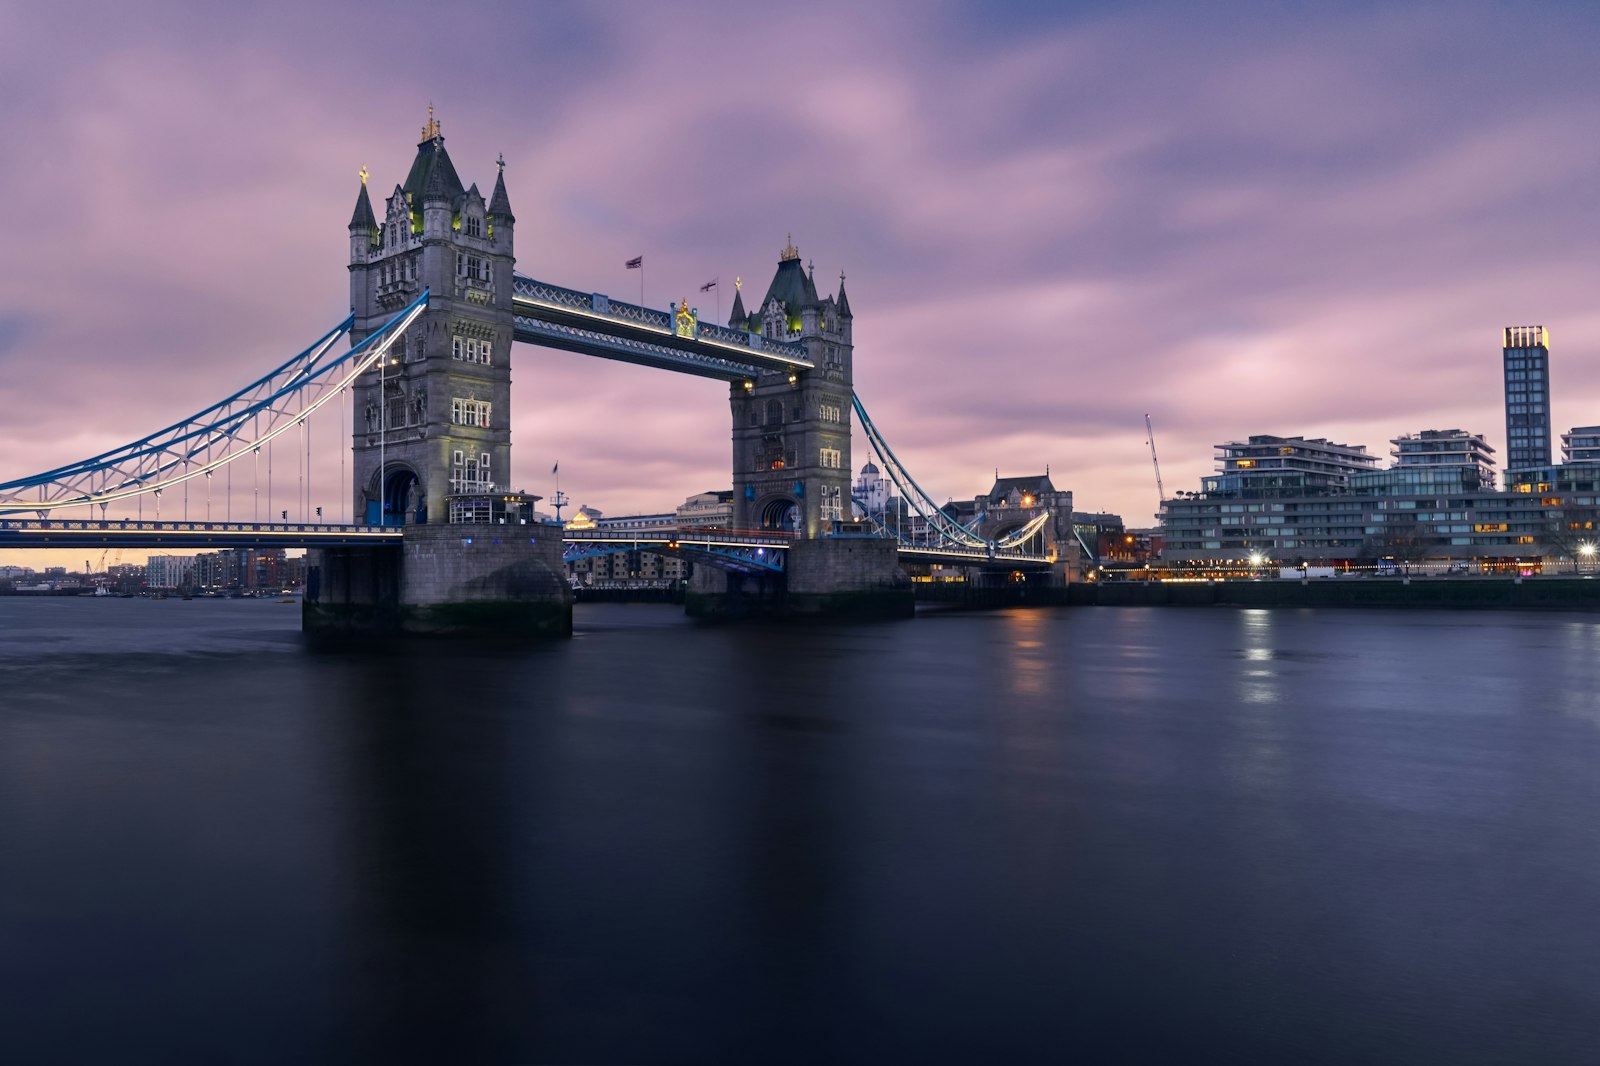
365, 465, 425, 526
759, 496, 799, 532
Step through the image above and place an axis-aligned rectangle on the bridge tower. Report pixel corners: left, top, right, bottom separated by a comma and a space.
310, 114, 569, 640
727, 238, 854, 537
347, 108, 516, 526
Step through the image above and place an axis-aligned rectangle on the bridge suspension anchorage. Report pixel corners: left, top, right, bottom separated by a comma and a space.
0, 292, 429, 518
850, 393, 1055, 557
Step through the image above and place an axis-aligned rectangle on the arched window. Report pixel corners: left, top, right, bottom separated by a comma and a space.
765, 400, 783, 426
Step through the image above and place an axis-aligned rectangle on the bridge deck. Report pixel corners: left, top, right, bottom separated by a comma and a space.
0, 519, 401, 550
512, 276, 812, 380
0, 518, 1051, 568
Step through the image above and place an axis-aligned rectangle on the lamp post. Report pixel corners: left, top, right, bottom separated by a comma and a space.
1578, 542, 1595, 574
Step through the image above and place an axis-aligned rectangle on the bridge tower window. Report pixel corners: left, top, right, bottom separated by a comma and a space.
450, 398, 491, 427
465, 215, 482, 238
765, 400, 783, 426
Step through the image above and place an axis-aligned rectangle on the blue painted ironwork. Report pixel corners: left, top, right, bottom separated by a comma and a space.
0, 292, 430, 516
851, 394, 990, 549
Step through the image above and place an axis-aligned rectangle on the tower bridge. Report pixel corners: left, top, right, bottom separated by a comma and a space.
0, 115, 1074, 636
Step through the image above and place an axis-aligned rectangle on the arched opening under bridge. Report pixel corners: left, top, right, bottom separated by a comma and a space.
367, 467, 424, 526
760, 497, 798, 532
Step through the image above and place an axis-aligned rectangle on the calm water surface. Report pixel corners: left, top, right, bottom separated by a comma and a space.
1, 599, 1597, 1064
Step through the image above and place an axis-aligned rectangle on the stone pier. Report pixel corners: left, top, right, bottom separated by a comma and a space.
685, 535, 912, 620
304, 522, 572, 641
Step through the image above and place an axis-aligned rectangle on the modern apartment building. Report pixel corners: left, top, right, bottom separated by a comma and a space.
1160, 427, 1583, 569
1561, 426, 1600, 464
1202, 436, 1378, 498
1503, 325, 1552, 471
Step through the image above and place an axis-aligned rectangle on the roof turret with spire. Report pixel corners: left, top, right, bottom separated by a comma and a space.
488, 154, 515, 223
836, 270, 852, 319
349, 166, 377, 231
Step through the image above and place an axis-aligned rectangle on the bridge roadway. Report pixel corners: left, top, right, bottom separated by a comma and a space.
511, 275, 814, 381
0, 519, 1053, 569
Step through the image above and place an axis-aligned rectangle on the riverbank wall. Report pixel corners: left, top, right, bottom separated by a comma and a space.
1071, 577, 1600, 610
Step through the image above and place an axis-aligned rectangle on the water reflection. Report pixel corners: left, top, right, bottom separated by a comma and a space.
4, 602, 1600, 1064
320, 649, 531, 1062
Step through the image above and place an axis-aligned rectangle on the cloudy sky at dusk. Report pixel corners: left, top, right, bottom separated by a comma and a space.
2, 0, 1598, 566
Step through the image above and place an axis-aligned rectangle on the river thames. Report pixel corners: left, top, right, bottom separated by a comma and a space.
1, 598, 1596, 1063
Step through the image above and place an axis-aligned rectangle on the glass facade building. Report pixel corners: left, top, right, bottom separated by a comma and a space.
1503, 325, 1551, 471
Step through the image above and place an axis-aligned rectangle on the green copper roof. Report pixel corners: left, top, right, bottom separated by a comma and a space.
403, 136, 466, 206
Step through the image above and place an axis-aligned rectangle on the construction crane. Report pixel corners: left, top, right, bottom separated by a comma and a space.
1145, 413, 1167, 507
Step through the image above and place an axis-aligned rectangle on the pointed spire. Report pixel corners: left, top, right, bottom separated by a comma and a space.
729, 287, 747, 328
489, 158, 515, 222
836, 269, 852, 318
349, 169, 377, 231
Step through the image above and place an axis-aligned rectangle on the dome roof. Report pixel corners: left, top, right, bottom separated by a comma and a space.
860, 460, 880, 475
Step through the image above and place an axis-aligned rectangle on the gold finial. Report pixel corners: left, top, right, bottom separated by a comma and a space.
496, 152, 505, 174
421, 102, 441, 142
780, 233, 799, 262
735, 276, 742, 291
359, 165, 369, 186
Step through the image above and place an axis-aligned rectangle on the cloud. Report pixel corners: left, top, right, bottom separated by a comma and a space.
2, 0, 1599, 568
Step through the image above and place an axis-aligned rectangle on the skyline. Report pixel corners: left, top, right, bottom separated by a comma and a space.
3, 1, 1600, 568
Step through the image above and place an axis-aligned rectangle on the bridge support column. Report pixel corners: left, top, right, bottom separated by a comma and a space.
785, 536, 914, 619
303, 544, 403, 640
304, 524, 572, 641
395, 524, 572, 637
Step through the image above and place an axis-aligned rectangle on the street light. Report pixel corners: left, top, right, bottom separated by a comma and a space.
1579, 542, 1595, 573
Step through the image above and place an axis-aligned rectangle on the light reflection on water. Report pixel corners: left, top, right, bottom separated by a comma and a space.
1, 599, 1598, 1064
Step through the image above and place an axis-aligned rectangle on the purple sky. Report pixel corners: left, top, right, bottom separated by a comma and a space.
3, 1, 1599, 567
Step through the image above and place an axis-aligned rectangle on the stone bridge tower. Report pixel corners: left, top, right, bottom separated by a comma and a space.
726, 237, 854, 538
347, 109, 516, 525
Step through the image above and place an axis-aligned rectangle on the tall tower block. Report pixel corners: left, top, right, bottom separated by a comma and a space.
1503, 325, 1552, 473
347, 110, 516, 525
727, 238, 855, 537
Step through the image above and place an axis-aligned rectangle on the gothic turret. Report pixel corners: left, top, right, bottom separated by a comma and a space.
836, 274, 851, 319
348, 171, 378, 263
488, 160, 515, 223
727, 285, 746, 328
349, 176, 377, 231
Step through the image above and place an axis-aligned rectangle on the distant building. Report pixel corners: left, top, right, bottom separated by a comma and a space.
1203, 435, 1378, 497
1503, 325, 1552, 471
853, 461, 891, 517
1354, 429, 1496, 495
676, 490, 733, 529
145, 554, 194, 590
1561, 426, 1600, 464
